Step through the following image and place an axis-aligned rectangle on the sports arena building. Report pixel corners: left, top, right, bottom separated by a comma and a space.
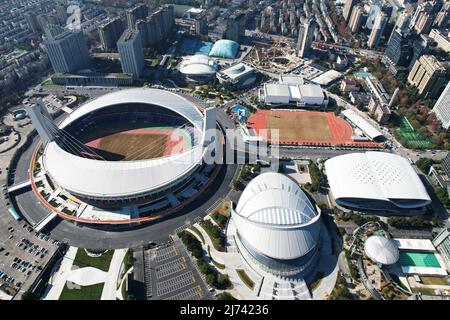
231, 172, 321, 277
27, 88, 217, 205
178, 54, 218, 83
325, 152, 431, 213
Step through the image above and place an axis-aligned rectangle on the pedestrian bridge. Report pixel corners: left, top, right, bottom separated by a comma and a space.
8, 180, 31, 193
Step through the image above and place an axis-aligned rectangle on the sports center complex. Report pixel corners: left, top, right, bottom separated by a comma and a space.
22, 88, 224, 226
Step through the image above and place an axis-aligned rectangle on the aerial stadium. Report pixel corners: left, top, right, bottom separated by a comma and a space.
26, 88, 218, 222
325, 152, 432, 213
230, 172, 322, 277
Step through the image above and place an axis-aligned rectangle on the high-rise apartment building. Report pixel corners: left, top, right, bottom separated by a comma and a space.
408, 55, 447, 99
297, 19, 316, 58
98, 17, 124, 51
117, 29, 145, 80
368, 12, 388, 48
45, 30, 91, 73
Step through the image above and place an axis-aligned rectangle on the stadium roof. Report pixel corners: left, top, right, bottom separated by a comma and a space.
233, 172, 321, 260
325, 152, 432, 210
219, 63, 254, 80
311, 69, 343, 86
179, 54, 218, 76
341, 109, 383, 140
43, 89, 206, 199
364, 236, 399, 265
59, 88, 204, 131
209, 39, 239, 58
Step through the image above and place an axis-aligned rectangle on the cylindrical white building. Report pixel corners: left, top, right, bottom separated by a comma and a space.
232, 172, 321, 276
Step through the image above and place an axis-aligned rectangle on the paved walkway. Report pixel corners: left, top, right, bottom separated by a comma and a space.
42, 246, 78, 300
312, 221, 339, 300
100, 249, 128, 300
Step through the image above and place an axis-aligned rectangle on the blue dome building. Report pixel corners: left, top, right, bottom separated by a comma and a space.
209, 39, 239, 59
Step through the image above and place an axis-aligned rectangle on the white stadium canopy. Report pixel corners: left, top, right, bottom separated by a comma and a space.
325, 152, 431, 211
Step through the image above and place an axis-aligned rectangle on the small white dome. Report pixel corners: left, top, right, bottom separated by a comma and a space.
364, 236, 399, 265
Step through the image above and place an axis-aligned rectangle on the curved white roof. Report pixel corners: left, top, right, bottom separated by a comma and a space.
59, 88, 204, 131
364, 236, 399, 265
179, 55, 217, 76
236, 172, 317, 225
43, 88, 206, 199
325, 152, 431, 209
233, 172, 321, 260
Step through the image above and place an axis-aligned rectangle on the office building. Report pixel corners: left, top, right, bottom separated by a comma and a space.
117, 29, 145, 80
368, 12, 388, 48
431, 82, 450, 129
408, 55, 447, 99
383, 29, 412, 68
45, 30, 91, 73
297, 19, 316, 58
98, 17, 124, 51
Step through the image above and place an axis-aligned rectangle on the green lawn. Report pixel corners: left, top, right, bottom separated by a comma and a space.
72, 249, 114, 272
59, 282, 104, 300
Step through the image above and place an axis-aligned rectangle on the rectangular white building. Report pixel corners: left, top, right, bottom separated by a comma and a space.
260, 83, 328, 107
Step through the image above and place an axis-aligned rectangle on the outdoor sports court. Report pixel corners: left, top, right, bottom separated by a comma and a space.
399, 251, 441, 268
399, 117, 431, 149
247, 110, 382, 147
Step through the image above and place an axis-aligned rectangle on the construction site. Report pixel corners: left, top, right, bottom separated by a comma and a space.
245, 35, 303, 74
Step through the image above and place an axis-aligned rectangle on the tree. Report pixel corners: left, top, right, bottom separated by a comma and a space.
415, 158, 436, 174
206, 273, 216, 287
216, 273, 231, 289
436, 187, 449, 206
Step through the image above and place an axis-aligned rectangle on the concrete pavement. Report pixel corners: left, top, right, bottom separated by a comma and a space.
42, 246, 78, 300
101, 249, 128, 300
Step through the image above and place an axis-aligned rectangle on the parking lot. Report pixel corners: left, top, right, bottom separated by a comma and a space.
144, 240, 213, 300
0, 203, 59, 298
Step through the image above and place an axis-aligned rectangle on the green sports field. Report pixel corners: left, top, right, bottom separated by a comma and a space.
399, 117, 431, 149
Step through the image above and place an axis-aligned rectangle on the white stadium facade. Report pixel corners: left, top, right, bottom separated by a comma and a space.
231, 172, 321, 277
27, 88, 217, 203
325, 152, 431, 213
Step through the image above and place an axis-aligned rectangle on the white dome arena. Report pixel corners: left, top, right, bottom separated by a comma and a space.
232, 172, 321, 276
179, 55, 218, 83
364, 236, 399, 265
38, 88, 213, 201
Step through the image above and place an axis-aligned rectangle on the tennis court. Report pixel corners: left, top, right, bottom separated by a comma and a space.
399, 117, 431, 149
399, 251, 441, 268
179, 38, 212, 56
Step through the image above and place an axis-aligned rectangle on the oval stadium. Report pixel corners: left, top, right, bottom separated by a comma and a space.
28, 88, 217, 209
